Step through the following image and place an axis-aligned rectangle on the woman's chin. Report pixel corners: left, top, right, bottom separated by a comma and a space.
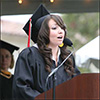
1, 65, 8, 70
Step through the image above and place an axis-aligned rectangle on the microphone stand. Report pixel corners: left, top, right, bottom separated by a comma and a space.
44, 71, 57, 100
53, 73, 56, 100
45, 45, 75, 100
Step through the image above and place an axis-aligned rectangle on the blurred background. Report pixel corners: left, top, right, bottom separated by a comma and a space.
0, 0, 99, 74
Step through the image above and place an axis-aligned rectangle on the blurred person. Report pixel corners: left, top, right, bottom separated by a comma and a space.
12, 4, 80, 100
0, 40, 19, 100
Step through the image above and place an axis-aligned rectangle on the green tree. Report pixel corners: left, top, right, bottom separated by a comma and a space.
62, 13, 99, 51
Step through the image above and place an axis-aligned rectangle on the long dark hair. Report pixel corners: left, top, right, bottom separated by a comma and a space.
37, 15, 74, 75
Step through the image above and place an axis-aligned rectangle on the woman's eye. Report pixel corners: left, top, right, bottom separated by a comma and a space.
52, 27, 57, 30
6, 55, 11, 59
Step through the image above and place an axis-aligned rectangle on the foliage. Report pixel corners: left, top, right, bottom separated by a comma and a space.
62, 13, 99, 51
78, 67, 91, 73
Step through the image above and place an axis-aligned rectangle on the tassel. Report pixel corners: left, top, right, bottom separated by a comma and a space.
27, 18, 32, 47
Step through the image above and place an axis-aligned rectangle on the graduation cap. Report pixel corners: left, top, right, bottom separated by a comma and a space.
23, 4, 50, 44
0, 40, 19, 54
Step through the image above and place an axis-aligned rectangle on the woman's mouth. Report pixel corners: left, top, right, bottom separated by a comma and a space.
57, 36, 63, 39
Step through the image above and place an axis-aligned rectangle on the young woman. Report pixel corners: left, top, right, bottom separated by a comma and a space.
0, 40, 19, 100
12, 4, 80, 100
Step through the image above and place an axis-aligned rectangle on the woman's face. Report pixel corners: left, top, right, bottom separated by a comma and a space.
0, 49, 12, 71
48, 19, 65, 47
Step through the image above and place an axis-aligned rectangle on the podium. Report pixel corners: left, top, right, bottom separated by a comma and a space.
35, 73, 100, 100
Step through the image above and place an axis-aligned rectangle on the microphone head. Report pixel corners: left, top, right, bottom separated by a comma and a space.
63, 38, 73, 47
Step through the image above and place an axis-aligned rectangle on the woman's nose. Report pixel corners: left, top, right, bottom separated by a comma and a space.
0, 56, 5, 61
58, 27, 64, 34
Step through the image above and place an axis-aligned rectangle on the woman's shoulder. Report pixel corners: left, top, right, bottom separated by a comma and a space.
19, 46, 39, 56
17, 45, 45, 66
18, 46, 42, 61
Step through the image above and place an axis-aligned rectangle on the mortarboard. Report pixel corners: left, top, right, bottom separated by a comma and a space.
0, 40, 19, 54
23, 4, 50, 43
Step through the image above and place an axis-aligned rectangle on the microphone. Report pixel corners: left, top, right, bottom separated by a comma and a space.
63, 38, 73, 47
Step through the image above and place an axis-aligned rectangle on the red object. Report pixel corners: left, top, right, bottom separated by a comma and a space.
27, 18, 32, 47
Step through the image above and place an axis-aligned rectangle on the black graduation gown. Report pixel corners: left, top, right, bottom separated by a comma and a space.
0, 70, 13, 100
12, 46, 80, 100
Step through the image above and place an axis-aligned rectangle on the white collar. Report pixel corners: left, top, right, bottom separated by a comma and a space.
52, 48, 61, 62
33, 43, 38, 48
